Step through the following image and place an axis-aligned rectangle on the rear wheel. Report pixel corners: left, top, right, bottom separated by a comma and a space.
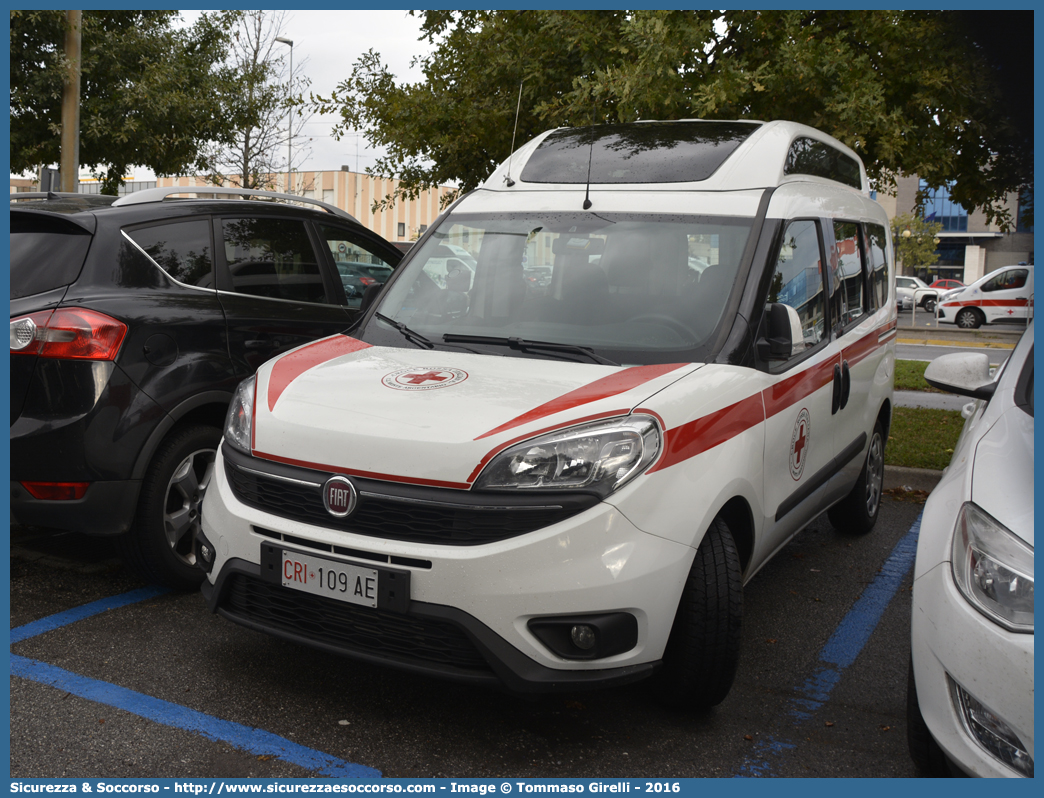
650, 516, 743, 711
924, 297, 937, 313
955, 308, 983, 329
828, 420, 885, 535
116, 424, 220, 591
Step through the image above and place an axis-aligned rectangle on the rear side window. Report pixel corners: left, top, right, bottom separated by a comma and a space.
865, 224, 889, 310
784, 137, 862, 190
125, 220, 214, 288
832, 221, 866, 328
219, 217, 330, 304
10, 215, 92, 299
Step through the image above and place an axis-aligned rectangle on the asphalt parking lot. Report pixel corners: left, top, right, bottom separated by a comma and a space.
11, 490, 928, 780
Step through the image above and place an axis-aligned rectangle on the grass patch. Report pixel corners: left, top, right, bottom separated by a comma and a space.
886, 407, 965, 470
894, 359, 942, 392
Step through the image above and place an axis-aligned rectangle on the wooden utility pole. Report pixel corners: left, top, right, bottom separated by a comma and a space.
60, 10, 82, 193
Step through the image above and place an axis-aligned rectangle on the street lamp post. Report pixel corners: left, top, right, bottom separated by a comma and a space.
275, 37, 293, 194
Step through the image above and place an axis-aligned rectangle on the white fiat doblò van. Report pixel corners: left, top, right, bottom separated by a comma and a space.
199, 120, 896, 709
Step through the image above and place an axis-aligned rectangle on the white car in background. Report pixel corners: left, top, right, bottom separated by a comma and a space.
937, 264, 1034, 329
895, 275, 937, 312
907, 323, 1034, 777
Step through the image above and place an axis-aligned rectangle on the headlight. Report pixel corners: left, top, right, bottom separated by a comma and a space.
951, 502, 1034, 632
474, 415, 661, 498
224, 375, 256, 454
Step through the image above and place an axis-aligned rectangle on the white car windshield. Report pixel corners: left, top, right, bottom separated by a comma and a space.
370, 212, 753, 364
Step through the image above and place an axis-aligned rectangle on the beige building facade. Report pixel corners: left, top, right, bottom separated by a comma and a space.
155, 169, 457, 245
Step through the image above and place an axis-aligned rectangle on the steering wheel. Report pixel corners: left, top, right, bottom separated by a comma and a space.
626, 313, 696, 340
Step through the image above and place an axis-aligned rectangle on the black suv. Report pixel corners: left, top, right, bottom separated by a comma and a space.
10, 187, 402, 589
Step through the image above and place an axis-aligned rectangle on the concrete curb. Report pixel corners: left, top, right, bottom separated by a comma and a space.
884, 465, 943, 493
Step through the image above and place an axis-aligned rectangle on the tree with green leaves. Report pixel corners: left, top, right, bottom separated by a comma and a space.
891, 213, 942, 273
318, 10, 1031, 226
10, 10, 239, 195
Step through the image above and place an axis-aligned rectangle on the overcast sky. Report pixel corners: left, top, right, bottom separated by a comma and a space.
145, 9, 433, 180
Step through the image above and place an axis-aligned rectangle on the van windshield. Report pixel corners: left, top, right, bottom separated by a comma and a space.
369, 212, 753, 365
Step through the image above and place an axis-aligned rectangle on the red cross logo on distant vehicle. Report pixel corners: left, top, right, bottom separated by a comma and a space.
790, 408, 811, 481
382, 367, 469, 391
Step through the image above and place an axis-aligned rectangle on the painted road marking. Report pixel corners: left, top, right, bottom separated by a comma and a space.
10, 586, 168, 644
735, 513, 921, 776
10, 588, 381, 778
12, 515, 922, 779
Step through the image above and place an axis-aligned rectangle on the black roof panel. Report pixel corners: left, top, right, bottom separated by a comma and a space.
519, 121, 762, 185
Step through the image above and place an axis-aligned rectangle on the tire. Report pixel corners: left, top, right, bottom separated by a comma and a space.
907, 657, 956, 777
116, 424, 220, 591
649, 516, 743, 711
924, 297, 937, 313
828, 420, 885, 535
955, 307, 982, 329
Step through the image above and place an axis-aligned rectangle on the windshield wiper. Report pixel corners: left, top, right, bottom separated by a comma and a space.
374, 313, 482, 354
374, 312, 435, 349
441, 334, 620, 366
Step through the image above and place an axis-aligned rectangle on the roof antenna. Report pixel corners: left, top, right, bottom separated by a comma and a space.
504, 78, 524, 187
582, 129, 594, 210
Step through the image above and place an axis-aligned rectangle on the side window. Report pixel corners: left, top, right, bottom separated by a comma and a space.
318, 224, 395, 309
865, 223, 889, 310
125, 220, 213, 288
767, 219, 827, 354
833, 221, 866, 328
219, 217, 329, 304
982, 269, 1028, 292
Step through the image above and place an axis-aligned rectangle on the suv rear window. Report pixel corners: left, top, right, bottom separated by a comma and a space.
520, 121, 761, 185
10, 215, 93, 299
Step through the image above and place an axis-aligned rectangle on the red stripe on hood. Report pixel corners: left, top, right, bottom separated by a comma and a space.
268, 336, 371, 411
475, 362, 690, 440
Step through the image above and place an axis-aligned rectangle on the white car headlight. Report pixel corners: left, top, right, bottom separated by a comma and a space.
951, 502, 1033, 633
475, 415, 661, 498
224, 375, 256, 455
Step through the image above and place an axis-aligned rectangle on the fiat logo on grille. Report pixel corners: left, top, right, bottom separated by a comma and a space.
322, 476, 357, 518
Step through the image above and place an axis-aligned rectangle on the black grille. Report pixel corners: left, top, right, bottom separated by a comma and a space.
226, 460, 595, 545
222, 574, 491, 673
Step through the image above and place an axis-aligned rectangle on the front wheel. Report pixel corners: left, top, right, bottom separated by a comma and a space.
649, 516, 743, 711
116, 424, 220, 591
955, 307, 982, 329
828, 420, 885, 535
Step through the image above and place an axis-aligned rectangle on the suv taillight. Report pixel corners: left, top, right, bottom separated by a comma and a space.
10, 308, 127, 360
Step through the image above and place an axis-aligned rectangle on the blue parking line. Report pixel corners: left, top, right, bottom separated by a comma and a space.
11, 588, 381, 778
10, 586, 170, 644
735, 513, 922, 776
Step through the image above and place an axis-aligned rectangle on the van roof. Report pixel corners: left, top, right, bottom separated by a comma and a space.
483, 119, 868, 195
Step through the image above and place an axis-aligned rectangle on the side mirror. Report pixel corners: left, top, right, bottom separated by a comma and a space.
924, 352, 997, 399
757, 303, 802, 361
359, 282, 383, 314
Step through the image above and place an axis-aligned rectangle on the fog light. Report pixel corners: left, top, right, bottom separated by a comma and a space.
194, 530, 216, 575
528, 613, 637, 660
950, 678, 1033, 776
570, 624, 597, 650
